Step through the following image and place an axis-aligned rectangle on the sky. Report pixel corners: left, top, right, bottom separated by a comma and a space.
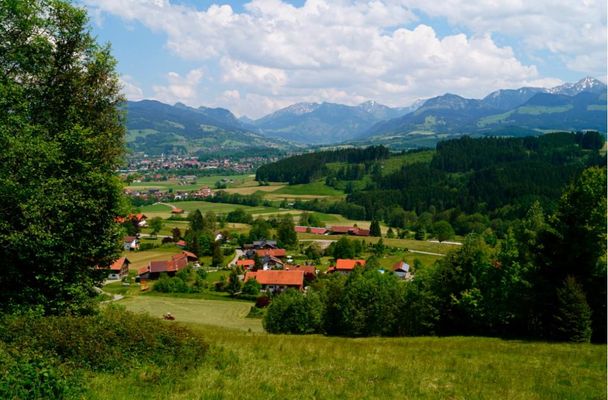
81, 0, 607, 118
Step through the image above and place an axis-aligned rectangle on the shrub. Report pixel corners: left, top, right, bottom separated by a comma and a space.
0, 306, 207, 373
242, 278, 261, 296
263, 290, 323, 334
255, 295, 271, 308
552, 277, 593, 343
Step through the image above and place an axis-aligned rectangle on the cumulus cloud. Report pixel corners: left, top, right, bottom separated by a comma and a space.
85, 0, 605, 117
152, 69, 204, 104
119, 75, 145, 100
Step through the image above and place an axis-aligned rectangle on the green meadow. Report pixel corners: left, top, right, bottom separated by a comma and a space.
87, 295, 607, 400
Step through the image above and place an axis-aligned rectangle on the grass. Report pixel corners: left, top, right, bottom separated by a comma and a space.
128, 174, 252, 192
272, 180, 345, 196
87, 313, 607, 399
380, 150, 435, 175
120, 295, 262, 333
140, 201, 280, 219
122, 246, 183, 271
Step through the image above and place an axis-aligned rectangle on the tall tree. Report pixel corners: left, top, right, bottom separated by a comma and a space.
0, 0, 125, 314
277, 214, 298, 248
369, 219, 381, 237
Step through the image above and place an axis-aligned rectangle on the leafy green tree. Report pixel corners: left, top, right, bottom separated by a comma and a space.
211, 241, 223, 268
552, 277, 592, 343
189, 210, 205, 233
242, 278, 261, 296
263, 290, 323, 334
171, 227, 182, 242
332, 237, 355, 260
0, 0, 125, 314
305, 243, 322, 264
369, 219, 381, 237
277, 214, 298, 248
386, 227, 395, 238
149, 217, 163, 238
432, 220, 455, 242
373, 238, 385, 256
226, 270, 242, 296
249, 217, 271, 242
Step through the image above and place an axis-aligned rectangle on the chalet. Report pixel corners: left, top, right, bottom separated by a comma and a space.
261, 255, 284, 270
255, 248, 287, 258
181, 250, 198, 262
99, 257, 130, 280
244, 270, 304, 293
131, 213, 148, 227
138, 253, 189, 280
123, 236, 139, 251
285, 264, 317, 281
328, 259, 366, 273
236, 259, 255, 270
252, 240, 277, 249
328, 226, 370, 236
295, 226, 328, 235
393, 261, 411, 280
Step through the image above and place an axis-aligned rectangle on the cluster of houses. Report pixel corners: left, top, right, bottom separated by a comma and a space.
123, 186, 213, 202
137, 251, 198, 280
235, 239, 411, 294
294, 225, 370, 236
122, 154, 266, 173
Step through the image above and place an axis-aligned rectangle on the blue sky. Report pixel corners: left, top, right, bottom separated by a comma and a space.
82, 0, 607, 118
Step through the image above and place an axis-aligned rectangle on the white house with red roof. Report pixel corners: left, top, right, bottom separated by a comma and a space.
244, 270, 304, 293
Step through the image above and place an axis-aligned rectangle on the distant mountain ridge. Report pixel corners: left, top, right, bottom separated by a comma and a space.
124, 100, 292, 156
249, 100, 412, 144
360, 77, 606, 147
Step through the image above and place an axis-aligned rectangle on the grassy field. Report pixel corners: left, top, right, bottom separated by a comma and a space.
380, 150, 435, 175
128, 174, 251, 192
90, 295, 607, 399
273, 180, 345, 196
121, 245, 184, 271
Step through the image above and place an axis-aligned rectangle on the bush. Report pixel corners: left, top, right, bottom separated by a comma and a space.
0, 306, 208, 374
263, 290, 323, 334
255, 295, 271, 308
242, 278, 261, 296
552, 277, 593, 343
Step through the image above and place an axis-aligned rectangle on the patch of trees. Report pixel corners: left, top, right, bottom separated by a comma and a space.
264, 167, 606, 342
348, 133, 604, 222
256, 146, 389, 184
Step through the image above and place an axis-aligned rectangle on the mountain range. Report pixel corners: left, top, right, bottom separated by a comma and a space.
124, 77, 606, 154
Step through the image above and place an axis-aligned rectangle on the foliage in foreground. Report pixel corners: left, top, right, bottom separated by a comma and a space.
0, 306, 208, 399
0, 0, 125, 315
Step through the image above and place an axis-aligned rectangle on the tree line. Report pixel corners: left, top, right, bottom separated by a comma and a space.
255, 145, 390, 184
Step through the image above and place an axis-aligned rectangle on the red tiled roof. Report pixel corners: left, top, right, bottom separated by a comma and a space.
123, 236, 137, 243
335, 259, 366, 270
285, 265, 316, 275
176, 240, 187, 247
294, 226, 308, 233
393, 261, 410, 272
244, 270, 304, 287
237, 259, 255, 267
295, 226, 328, 234
171, 208, 184, 214
138, 266, 149, 275
182, 250, 198, 259
351, 228, 370, 236
330, 226, 352, 233
256, 248, 287, 258
309, 227, 328, 235
172, 253, 188, 271
149, 260, 174, 273
109, 257, 130, 271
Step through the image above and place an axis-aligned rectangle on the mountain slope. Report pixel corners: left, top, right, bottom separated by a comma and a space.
125, 100, 292, 155
251, 101, 410, 144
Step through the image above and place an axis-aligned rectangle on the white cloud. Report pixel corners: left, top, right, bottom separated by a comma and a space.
85, 0, 605, 117
119, 75, 144, 100
152, 69, 204, 104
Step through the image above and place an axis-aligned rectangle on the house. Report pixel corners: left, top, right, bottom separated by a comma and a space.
244, 270, 304, 293
99, 257, 130, 280
285, 264, 317, 281
236, 259, 255, 270
261, 255, 284, 270
175, 240, 187, 247
393, 261, 412, 280
328, 259, 366, 273
328, 226, 369, 236
171, 208, 185, 214
130, 213, 148, 227
255, 248, 287, 258
252, 240, 277, 249
137, 253, 190, 280
294, 226, 328, 235
123, 236, 139, 251
181, 250, 198, 262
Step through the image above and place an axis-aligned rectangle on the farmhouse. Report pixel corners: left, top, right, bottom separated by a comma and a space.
236, 259, 255, 269
244, 270, 304, 293
285, 264, 317, 281
328, 226, 370, 237
255, 248, 287, 258
137, 252, 190, 280
123, 236, 139, 251
328, 259, 366, 273
98, 257, 130, 280
393, 261, 411, 280
294, 226, 328, 235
